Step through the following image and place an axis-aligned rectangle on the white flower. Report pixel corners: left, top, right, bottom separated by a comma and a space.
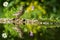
3, 1, 8, 7
2, 33, 7, 38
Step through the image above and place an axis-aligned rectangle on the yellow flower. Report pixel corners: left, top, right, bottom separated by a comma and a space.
26, 5, 33, 12
42, 9, 46, 14
33, 29, 37, 33
26, 7, 31, 12
36, 26, 41, 30
26, 24, 32, 31
38, 6, 42, 10
34, 1, 38, 6
38, 6, 46, 14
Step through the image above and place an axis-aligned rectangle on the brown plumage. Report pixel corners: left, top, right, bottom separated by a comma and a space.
12, 24, 24, 38
12, 6, 25, 38
13, 6, 25, 19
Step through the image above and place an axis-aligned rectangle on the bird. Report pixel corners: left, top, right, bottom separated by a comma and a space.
12, 5, 27, 38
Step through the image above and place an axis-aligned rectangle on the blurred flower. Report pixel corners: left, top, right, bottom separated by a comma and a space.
26, 2, 34, 12
32, 6, 34, 10
33, 29, 37, 33
29, 31, 33, 37
37, 26, 41, 30
2, 33, 7, 38
34, 1, 38, 6
26, 24, 32, 30
3, 1, 8, 7
26, 6, 34, 12
38, 6, 46, 14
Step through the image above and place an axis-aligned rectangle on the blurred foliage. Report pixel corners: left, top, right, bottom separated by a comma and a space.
0, 0, 60, 40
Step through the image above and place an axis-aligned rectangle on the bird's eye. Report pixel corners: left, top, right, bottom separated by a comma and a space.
23, 19, 25, 21
22, 19, 26, 25
23, 22, 25, 25
13, 18, 15, 20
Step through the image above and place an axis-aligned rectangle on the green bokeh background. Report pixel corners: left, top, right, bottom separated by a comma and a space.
0, 0, 60, 40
